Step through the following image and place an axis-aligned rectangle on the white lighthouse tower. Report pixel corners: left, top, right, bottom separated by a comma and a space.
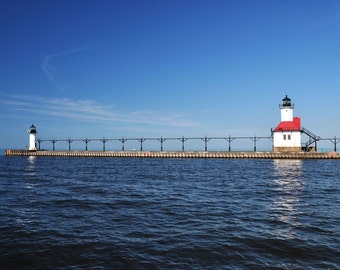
27, 124, 37, 151
273, 95, 302, 152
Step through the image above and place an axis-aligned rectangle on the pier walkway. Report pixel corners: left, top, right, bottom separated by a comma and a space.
5, 150, 340, 159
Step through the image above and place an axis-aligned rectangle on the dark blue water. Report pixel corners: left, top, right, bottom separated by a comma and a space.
0, 156, 339, 269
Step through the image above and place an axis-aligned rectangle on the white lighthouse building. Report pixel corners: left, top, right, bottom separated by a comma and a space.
27, 124, 37, 151
273, 95, 302, 152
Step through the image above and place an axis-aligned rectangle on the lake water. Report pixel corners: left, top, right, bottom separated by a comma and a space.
0, 156, 339, 269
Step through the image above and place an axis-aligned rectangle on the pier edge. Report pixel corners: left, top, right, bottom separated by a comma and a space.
4, 150, 340, 159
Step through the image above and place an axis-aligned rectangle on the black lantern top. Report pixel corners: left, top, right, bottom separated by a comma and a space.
282, 95, 291, 106
280, 95, 294, 108
28, 124, 37, 134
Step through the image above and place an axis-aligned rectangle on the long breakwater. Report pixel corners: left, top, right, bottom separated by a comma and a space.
5, 150, 340, 159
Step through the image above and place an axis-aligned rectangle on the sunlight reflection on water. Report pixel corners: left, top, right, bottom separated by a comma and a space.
271, 160, 305, 239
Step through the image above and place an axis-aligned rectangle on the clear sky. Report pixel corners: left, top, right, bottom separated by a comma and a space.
1, 0, 340, 150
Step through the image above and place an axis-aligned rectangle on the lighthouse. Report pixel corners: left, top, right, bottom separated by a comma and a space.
27, 124, 37, 151
273, 95, 302, 152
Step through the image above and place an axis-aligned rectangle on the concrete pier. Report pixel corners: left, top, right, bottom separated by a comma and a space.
4, 150, 340, 159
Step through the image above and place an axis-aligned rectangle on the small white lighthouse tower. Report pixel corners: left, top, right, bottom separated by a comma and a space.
27, 124, 37, 151
273, 95, 302, 152
280, 95, 294, 121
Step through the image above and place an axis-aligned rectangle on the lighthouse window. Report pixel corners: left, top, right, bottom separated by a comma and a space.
288, 134, 291, 140
283, 134, 286, 140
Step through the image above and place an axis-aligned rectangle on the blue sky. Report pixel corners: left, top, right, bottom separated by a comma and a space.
1, 0, 340, 150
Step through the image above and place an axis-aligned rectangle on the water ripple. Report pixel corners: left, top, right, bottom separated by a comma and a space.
0, 157, 339, 269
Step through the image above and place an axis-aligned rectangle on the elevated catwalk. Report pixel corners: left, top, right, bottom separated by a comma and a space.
5, 150, 340, 159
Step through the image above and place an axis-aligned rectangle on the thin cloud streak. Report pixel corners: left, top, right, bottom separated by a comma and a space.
41, 48, 90, 91
0, 99, 31, 106
0, 94, 198, 128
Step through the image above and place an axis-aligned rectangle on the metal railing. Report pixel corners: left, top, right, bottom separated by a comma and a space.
36, 135, 273, 152
36, 133, 340, 152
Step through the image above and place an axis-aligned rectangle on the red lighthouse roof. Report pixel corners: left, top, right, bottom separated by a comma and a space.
274, 117, 301, 132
